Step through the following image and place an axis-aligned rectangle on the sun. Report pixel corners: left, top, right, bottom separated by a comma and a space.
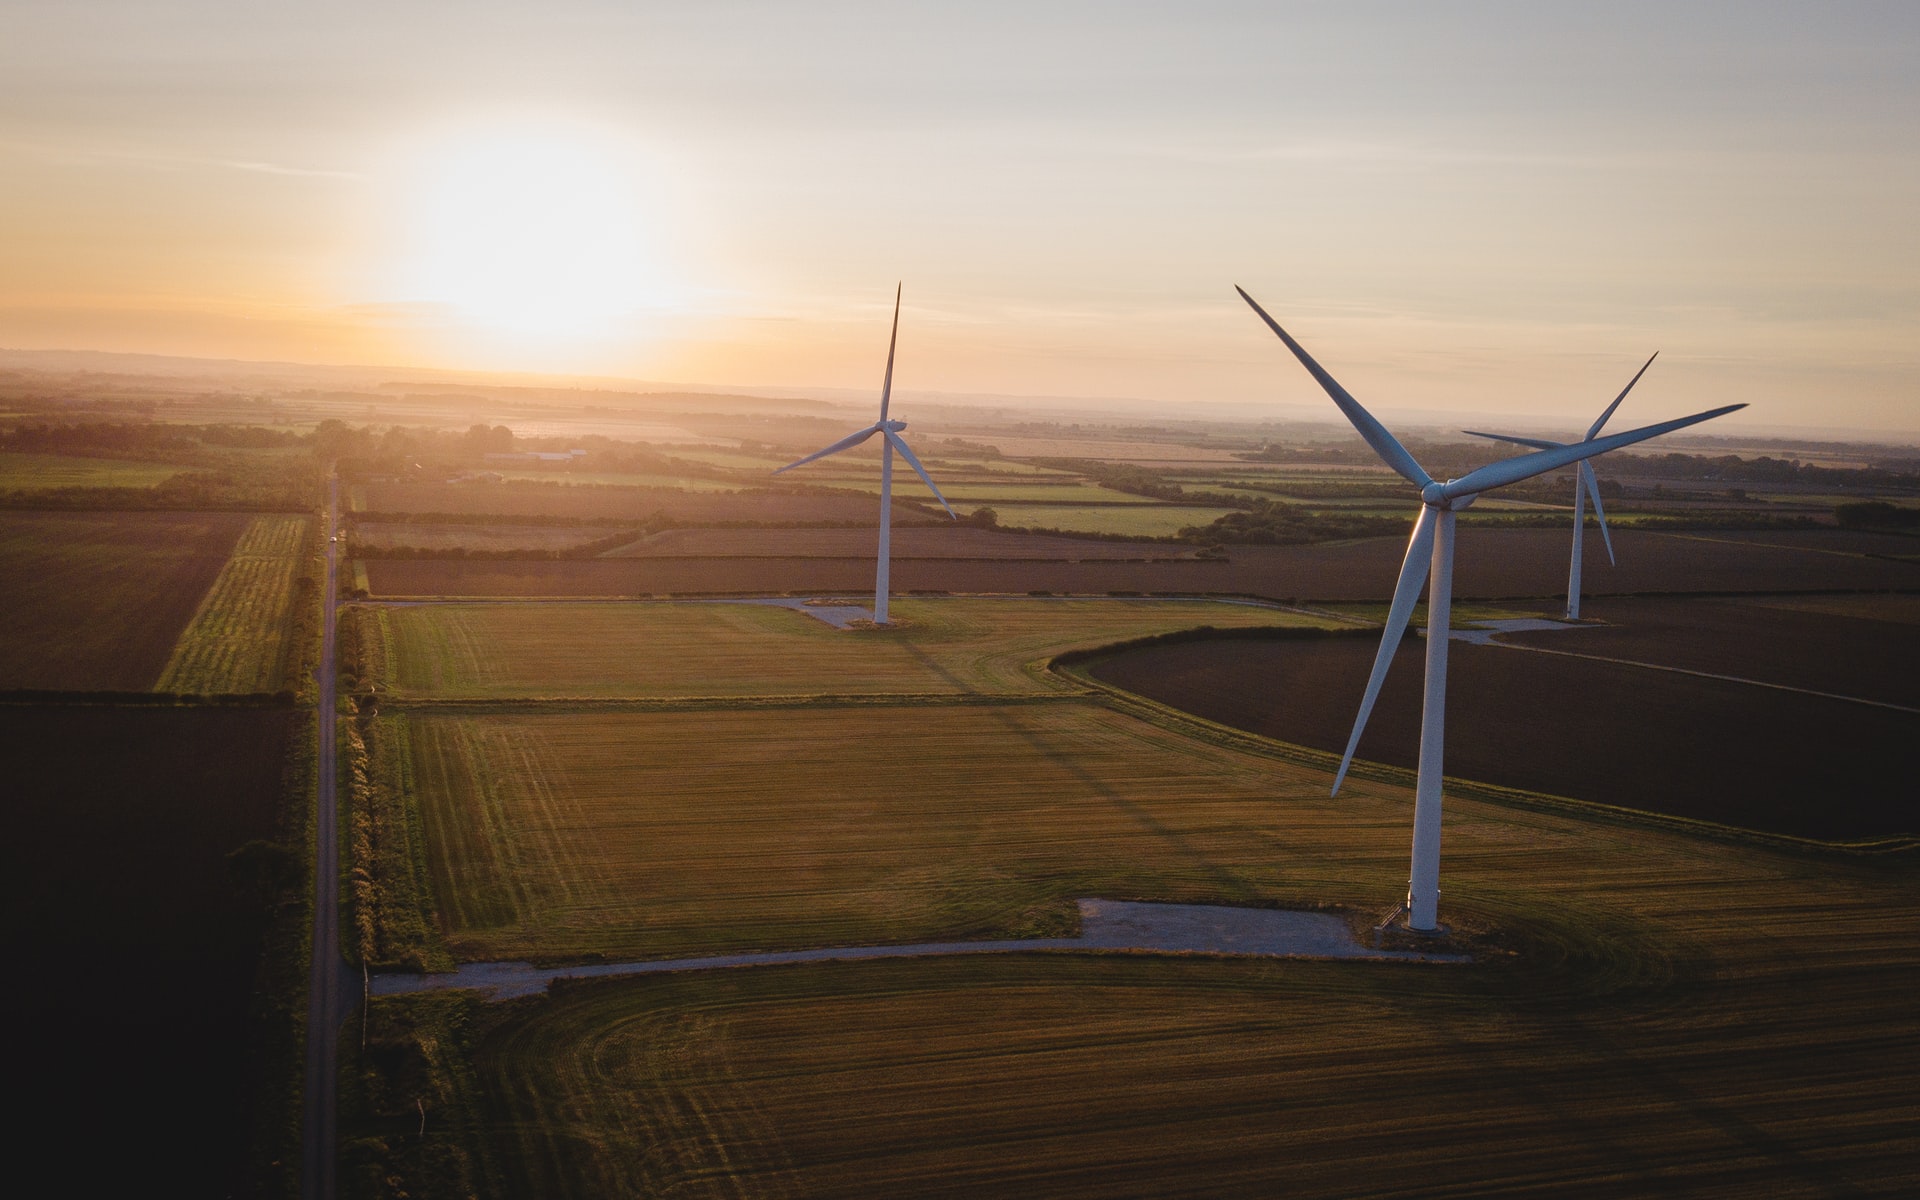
391, 122, 672, 338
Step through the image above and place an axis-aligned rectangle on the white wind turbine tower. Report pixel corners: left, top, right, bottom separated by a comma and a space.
774, 285, 956, 625
1462, 353, 1659, 620
1237, 287, 1745, 932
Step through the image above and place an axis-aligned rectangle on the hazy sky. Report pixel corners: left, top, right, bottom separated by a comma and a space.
2, 2, 1916, 433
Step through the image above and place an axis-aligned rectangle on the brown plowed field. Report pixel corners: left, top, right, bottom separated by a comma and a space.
359, 480, 911, 523
0, 510, 251, 689
1088, 624, 1917, 841
364, 527, 1920, 600
1502, 595, 1920, 708
0, 706, 297, 1192
601, 525, 1198, 560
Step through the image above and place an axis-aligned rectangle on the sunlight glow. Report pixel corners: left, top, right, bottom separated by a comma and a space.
391, 123, 675, 338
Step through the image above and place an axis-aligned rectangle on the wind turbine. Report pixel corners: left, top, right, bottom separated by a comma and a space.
774, 284, 956, 625
1462, 353, 1658, 620
1236, 287, 1744, 932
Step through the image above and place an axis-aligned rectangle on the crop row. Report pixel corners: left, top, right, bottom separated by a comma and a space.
156, 515, 312, 694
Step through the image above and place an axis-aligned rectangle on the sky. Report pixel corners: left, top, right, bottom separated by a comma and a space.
1, 2, 1916, 434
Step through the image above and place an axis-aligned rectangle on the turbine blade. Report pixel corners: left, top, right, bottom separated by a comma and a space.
1442, 404, 1745, 500
1581, 460, 1616, 565
1463, 430, 1564, 451
886, 431, 957, 518
1588, 352, 1658, 441
1333, 505, 1437, 795
772, 424, 880, 474
879, 283, 902, 422
1236, 287, 1433, 490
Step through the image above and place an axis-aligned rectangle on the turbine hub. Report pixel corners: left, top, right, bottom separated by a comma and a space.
881, 419, 908, 432
1420, 481, 1449, 507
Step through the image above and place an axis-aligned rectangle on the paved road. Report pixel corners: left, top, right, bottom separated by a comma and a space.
301, 477, 350, 1200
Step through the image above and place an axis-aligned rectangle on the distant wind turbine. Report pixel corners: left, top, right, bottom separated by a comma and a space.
1462, 353, 1658, 620
1237, 287, 1744, 932
774, 285, 956, 625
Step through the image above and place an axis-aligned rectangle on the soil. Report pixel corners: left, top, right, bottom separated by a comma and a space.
0, 706, 297, 1192
1088, 611, 1919, 842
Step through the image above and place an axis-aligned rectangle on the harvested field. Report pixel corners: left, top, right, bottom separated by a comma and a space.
601, 525, 1199, 560
360, 707, 1920, 1196
351, 521, 623, 554
459, 909, 1919, 1200
1089, 621, 1919, 840
366, 597, 1326, 699
157, 514, 312, 694
391, 702, 1320, 963
361, 527, 1920, 600
0, 705, 299, 1195
358, 480, 906, 523
0, 510, 249, 689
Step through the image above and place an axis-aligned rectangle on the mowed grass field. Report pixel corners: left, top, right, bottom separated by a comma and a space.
362, 597, 1328, 699
157, 514, 312, 694
0, 509, 250, 689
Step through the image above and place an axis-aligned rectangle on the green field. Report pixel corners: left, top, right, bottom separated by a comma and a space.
361, 597, 1328, 699
987, 504, 1239, 536
486, 469, 741, 491
0, 451, 190, 490
806, 478, 1149, 506
157, 514, 313, 693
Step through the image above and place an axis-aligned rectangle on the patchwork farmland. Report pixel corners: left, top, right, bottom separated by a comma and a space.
5, 383, 1916, 1198
339, 579, 1920, 1196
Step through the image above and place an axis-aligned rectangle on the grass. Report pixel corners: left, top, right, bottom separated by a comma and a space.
157, 514, 313, 694
1321, 599, 1556, 625
364, 597, 1332, 700
0, 450, 189, 490
487, 469, 741, 491
803, 478, 1147, 506
379, 701, 1350, 963
987, 504, 1240, 537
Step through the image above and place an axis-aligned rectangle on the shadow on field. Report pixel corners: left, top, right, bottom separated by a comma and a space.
893, 635, 1261, 903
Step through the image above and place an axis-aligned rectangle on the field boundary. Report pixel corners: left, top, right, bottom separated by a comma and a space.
1051, 645, 1920, 861
365, 692, 1099, 716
